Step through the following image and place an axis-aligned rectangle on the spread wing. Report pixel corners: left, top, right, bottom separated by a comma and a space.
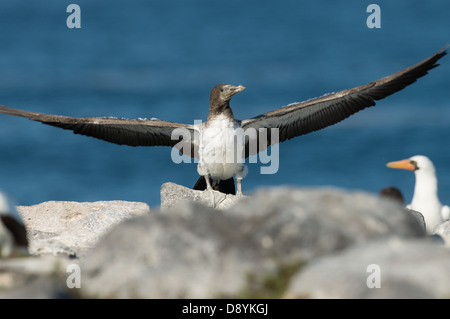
0, 105, 199, 158
241, 47, 447, 157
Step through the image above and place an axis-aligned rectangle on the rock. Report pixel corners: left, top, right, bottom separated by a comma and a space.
18, 200, 150, 258
0, 255, 75, 298
285, 237, 450, 298
226, 187, 426, 261
2, 185, 444, 299
160, 182, 244, 210
78, 187, 426, 298
0, 200, 150, 297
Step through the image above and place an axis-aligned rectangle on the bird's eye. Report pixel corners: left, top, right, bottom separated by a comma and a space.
410, 160, 418, 169
220, 88, 224, 92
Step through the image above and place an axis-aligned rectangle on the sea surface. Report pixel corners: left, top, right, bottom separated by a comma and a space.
0, 0, 449, 209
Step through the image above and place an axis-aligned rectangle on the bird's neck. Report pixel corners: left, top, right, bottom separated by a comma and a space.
412, 169, 440, 205
208, 101, 235, 121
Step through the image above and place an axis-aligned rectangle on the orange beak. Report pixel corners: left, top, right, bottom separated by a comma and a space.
386, 159, 416, 171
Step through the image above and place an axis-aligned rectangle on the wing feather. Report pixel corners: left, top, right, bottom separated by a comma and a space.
241, 47, 447, 156
0, 105, 198, 157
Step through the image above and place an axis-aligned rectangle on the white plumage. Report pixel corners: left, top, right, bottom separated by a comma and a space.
387, 155, 450, 233
197, 114, 247, 182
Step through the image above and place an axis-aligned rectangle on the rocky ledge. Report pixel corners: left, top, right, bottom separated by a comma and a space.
1, 183, 450, 298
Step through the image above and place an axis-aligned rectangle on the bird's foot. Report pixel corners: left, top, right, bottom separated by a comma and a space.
203, 174, 217, 208
236, 190, 244, 198
209, 188, 216, 208
236, 178, 244, 198
205, 187, 216, 208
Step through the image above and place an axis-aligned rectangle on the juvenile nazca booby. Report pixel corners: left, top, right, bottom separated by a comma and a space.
387, 155, 450, 232
0, 48, 447, 202
0, 191, 28, 257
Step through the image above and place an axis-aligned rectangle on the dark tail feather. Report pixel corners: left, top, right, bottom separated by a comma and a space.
193, 176, 207, 191
193, 176, 236, 195
0, 215, 28, 247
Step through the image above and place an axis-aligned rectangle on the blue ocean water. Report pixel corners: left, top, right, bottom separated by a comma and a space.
0, 0, 449, 209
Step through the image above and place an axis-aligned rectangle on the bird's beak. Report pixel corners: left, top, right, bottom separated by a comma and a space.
235, 85, 246, 92
227, 85, 246, 98
386, 159, 416, 171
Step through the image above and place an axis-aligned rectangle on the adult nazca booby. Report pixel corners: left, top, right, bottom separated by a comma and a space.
0, 48, 447, 202
387, 155, 450, 233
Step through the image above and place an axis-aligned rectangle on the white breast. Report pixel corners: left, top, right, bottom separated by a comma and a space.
197, 115, 247, 180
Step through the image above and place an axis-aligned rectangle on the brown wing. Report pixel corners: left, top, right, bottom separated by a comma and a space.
241, 47, 447, 157
0, 105, 198, 157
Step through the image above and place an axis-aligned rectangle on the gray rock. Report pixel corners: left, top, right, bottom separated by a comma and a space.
160, 182, 244, 210
2, 186, 438, 298
226, 187, 426, 261
0, 275, 73, 299
79, 187, 426, 298
1, 200, 150, 297
285, 237, 450, 298
19, 200, 150, 257
80, 201, 266, 298
0, 255, 76, 298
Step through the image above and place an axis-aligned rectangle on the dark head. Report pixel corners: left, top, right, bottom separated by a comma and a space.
209, 84, 245, 119
379, 186, 405, 205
